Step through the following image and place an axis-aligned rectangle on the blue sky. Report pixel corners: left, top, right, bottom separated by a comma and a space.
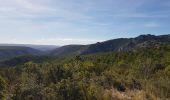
0, 0, 170, 45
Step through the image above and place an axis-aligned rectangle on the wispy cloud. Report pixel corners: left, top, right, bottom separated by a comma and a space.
113, 13, 170, 18
0, 0, 169, 45
0, 0, 92, 22
144, 22, 160, 28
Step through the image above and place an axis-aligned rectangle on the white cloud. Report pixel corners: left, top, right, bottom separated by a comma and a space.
0, 0, 92, 21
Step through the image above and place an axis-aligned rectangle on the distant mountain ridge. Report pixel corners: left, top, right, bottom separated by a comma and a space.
0, 44, 59, 51
50, 34, 170, 56
0, 34, 169, 59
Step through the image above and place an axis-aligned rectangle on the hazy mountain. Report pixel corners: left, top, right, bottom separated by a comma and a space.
0, 44, 59, 51
49, 45, 87, 57
0, 46, 43, 60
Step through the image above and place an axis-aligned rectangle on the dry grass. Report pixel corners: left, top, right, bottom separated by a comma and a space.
102, 88, 160, 100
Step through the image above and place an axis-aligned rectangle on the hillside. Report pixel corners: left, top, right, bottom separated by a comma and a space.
82, 38, 131, 54
50, 34, 170, 56
0, 43, 169, 99
0, 34, 169, 60
0, 46, 42, 60
49, 45, 87, 56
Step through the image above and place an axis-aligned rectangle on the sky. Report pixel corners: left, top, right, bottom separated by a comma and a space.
0, 0, 170, 45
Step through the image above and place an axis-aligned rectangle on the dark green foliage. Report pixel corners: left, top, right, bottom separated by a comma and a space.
0, 76, 6, 100
1, 55, 53, 67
